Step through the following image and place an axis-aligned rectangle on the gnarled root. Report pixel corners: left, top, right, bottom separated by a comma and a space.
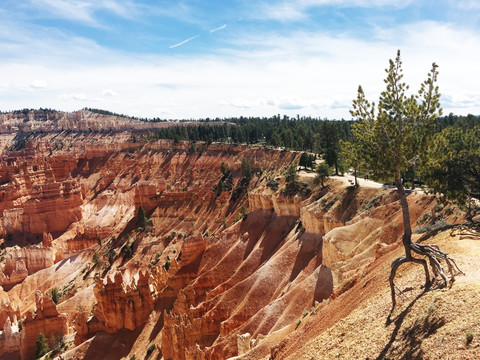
389, 242, 463, 311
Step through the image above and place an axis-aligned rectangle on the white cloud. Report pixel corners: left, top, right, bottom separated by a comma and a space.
31, 0, 97, 25
256, 0, 415, 21
257, 3, 307, 21
0, 19, 479, 119
29, 0, 141, 26
59, 93, 89, 101
448, 0, 480, 9
169, 35, 200, 48
300, 0, 414, 7
102, 89, 119, 96
100, 0, 139, 18
210, 24, 227, 33
222, 98, 267, 109
30, 80, 48, 89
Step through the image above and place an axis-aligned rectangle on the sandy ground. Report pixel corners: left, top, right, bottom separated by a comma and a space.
298, 169, 385, 189
279, 226, 480, 360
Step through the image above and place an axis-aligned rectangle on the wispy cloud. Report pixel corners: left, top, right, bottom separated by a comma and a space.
30, 80, 48, 89
31, 0, 97, 25
102, 89, 118, 96
222, 98, 266, 109
169, 35, 199, 48
59, 93, 89, 101
447, 0, 480, 9
259, 3, 306, 21
29, 0, 141, 26
210, 24, 227, 33
255, 0, 415, 21
100, 0, 139, 18
0, 3, 479, 120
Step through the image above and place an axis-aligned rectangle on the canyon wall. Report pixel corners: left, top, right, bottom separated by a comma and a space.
0, 121, 459, 360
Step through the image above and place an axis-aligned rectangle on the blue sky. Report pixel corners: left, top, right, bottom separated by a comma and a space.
0, 0, 479, 119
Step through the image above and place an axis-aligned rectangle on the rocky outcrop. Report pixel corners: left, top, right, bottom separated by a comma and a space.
0, 109, 185, 133
160, 209, 331, 360
0, 314, 22, 359
0, 154, 83, 240
0, 289, 20, 332
134, 179, 166, 212
19, 290, 68, 360
0, 247, 55, 289
0, 124, 456, 360
93, 270, 156, 333
248, 191, 303, 217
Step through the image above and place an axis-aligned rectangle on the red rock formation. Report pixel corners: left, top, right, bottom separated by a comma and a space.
0, 247, 55, 289
18, 290, 68, 360
93, 270, 155, 332
0, 123, 459, 360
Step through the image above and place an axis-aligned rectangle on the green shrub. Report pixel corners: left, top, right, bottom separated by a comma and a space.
220, 162, 227, 175
266, 179, 279, 190
413, 219, 451, 234
163, 258, 171, 271
239, 204, 248, 220
136, 207, 149, 229
146, 344, 156, 357
241, 158, 252, 180
50, 333, 65, 354
466, 331, 473, 345
51, 287, 61, 304
121, 242, 134, 259
363, 195, 382, 211
35, 333, 49, 358
417, 212, 432, 225
107, 249, 116, 266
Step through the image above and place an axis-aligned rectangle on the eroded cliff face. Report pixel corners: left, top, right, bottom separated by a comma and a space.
0, 109, 194, 133
0, 119, 462, 360
0, 247, 54, 289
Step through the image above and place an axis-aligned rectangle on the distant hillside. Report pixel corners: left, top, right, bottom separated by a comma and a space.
0, 109, 202, 135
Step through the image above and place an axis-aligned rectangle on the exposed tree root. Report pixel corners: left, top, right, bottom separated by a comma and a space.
389, 238, 464, 311
449, 223, 480, 240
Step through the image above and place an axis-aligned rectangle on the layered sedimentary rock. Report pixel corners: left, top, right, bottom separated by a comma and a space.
0, 148, 83, 241
19, 291, 68, 360
0, 290, 68, 360
248, 190, 303, 217
0, 109, 189, 133
0, 120, 459, 360
0, 247, 55, 289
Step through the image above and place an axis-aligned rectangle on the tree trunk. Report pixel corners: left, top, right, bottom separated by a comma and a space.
411, 167, 415, 190
388, 166, 464, 312
395, 166, 412, 258
354, 168, 358, 187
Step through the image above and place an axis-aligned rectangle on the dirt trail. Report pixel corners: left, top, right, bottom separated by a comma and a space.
298, 170, 384, 189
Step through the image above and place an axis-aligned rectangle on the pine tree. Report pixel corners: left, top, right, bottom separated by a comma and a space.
35, 333, 49, 358
350, 50, 462, 310
314, 163, 329, 188
137, 207, 149, 229
422, 126, 480, 217
241, 158, 252, 180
